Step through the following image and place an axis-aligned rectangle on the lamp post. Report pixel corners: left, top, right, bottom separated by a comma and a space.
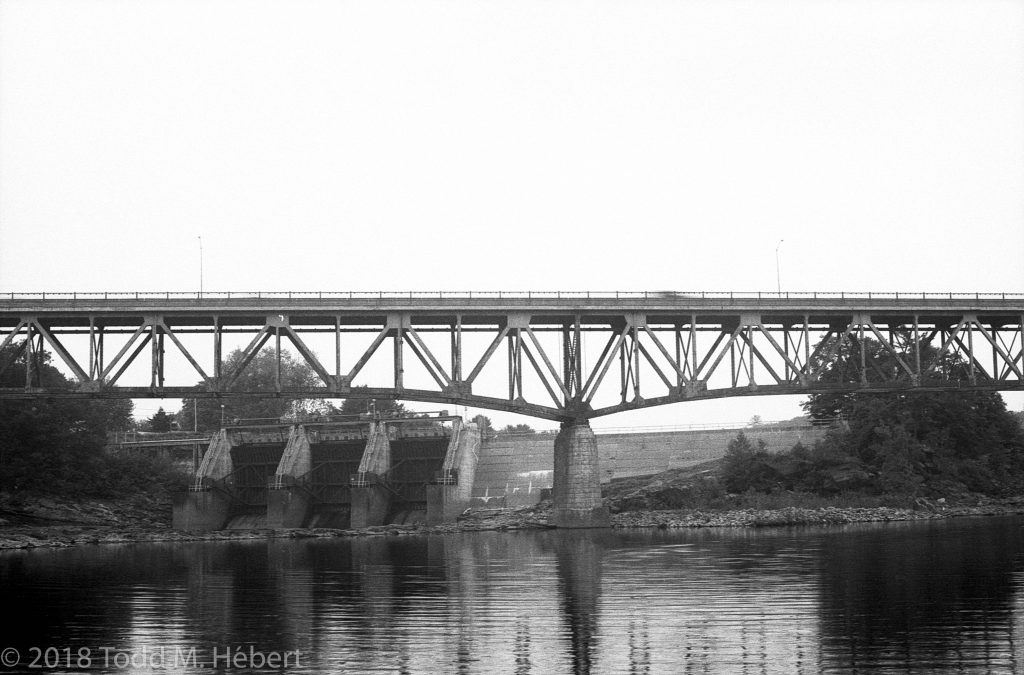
198, 236, 204, 297
775, 239, 784, 295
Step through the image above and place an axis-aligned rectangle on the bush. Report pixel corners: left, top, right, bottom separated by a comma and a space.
87, 452, 191, 499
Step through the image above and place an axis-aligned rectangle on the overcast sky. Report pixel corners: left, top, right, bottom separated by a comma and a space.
1, 0, 1022, 426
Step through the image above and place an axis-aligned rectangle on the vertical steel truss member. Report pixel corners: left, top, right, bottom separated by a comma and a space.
0, 296, 1022, 421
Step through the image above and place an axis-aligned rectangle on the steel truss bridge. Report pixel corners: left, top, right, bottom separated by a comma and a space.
1, 292, 1022, 421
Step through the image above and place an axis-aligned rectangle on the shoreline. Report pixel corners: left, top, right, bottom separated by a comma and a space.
2, 502, 1023, 550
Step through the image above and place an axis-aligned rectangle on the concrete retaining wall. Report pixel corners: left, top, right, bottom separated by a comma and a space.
471, 423, 826, 507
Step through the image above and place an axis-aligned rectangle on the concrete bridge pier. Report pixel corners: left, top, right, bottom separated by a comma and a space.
552, 421, 611, 528
426, 421, 481, 525
172, 430, 235, 531
267, 425, 313, 528
350, 422, 392, 528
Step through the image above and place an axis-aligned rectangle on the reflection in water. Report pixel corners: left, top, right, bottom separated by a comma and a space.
816, 517, 1024, 672
555, 532, 605, 673
596, 529, 824, 673
2, 517, 1024, 673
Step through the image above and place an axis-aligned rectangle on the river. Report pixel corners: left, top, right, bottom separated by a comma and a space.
2, 516, 1023, 673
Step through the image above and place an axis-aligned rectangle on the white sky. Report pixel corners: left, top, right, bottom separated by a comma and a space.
1, 0, 1023, 427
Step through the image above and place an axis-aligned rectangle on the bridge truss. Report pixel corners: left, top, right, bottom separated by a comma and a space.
1, 293, 1022, 421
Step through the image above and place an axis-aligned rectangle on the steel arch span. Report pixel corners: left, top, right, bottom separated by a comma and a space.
1, 292, 1022, 421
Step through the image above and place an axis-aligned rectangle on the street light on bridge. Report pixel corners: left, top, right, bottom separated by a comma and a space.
776, 239, 784, 295
198, 236, 204, 297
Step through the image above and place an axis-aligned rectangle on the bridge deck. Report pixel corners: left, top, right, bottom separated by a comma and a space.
3, 291, 1024, 317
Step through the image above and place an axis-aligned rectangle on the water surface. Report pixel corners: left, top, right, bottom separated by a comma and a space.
3, 516, 1023, 673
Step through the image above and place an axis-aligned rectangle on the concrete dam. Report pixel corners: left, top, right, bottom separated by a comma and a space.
170, 418, 823, 529
173, 415, 480, 531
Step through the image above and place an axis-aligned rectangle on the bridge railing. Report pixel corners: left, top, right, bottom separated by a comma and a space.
4, 290, 1024, 301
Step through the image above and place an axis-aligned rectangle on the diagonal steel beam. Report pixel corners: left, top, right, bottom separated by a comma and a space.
694, 331, 728, 380
848, 333, 890, 382
0, 320, 27, 355
523, 326, 571, 401
404, 328, 449, 389
0, 321, 28, 380
970, 321, 1023, 380
283, 326, 333, 387
737, 329, 784, 384
466, 326, 510, 385
100, 323, 149, 381
30, 321, 88, 382
345, 326, 390, 383
799, 328, 836, 378
581, 329, 619, 400
405, 326, 452, 388
951, 334, 992, 382
584, 325, 629, 404
642, 326, 685, 382
222, 327, 273, 389
751, 324, 804, 384
620, 331, 634, 402
519, 339, 564, 409
0, 334, 29, 380
808, 324, 858, 381
158, 321, 211, 384
107, 332, 153, 386
923, 318, 966, 378
864, 320, 915, 379
697, 325, 743, 382
995, 327, 1022, 380
635, 339, 673, 390
510, 330, 522, 401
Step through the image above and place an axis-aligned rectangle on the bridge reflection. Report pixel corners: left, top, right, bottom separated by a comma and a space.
4, 519, 1024, 672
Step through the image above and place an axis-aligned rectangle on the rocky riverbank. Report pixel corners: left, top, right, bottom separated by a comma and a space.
612, 503, 1024, 528
2, 492, 1024, 550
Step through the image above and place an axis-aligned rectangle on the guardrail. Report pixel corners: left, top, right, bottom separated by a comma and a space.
3, 290, 1024, 301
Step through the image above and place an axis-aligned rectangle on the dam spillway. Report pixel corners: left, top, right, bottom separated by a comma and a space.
172, 414, 480, 531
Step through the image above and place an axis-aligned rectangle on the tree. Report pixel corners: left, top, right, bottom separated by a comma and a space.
177, 347, 332, 431
147, 407, 173, 432
800, 334, 1024, 495
0, 344, 134, 494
